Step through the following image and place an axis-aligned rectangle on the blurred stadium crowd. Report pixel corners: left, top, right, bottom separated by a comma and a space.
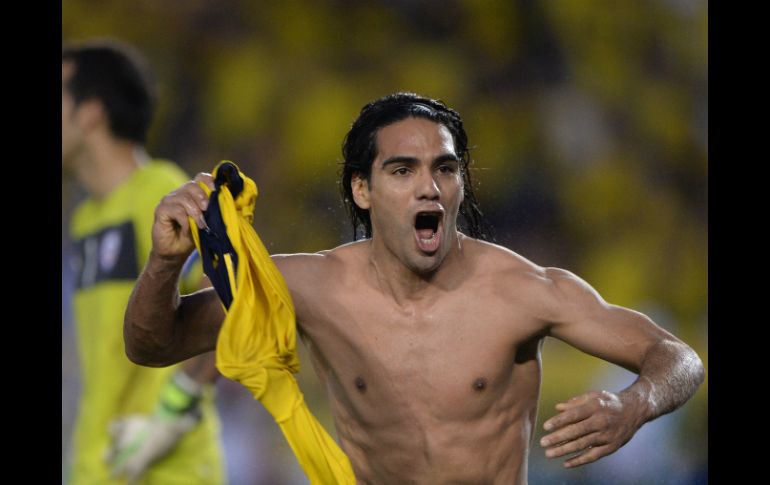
63, 1, 707, 483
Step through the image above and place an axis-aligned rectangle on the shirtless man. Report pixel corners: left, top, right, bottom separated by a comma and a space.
124, 93, 705, 484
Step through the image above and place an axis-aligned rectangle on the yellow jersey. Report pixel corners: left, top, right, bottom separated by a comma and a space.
192, 161, 355, 484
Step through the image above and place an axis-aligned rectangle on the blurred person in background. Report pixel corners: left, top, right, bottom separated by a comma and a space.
62, 38, 226, 484
123, 92, 704, 483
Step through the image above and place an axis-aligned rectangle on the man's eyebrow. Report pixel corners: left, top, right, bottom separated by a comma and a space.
433, 153, 460, 165
380, 156, 419, 169
380, 153, 460, 169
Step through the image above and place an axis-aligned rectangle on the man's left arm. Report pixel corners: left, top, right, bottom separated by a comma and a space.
536, 267, 705, 468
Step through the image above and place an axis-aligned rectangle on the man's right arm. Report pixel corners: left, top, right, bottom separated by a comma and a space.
124, 173, 224, 367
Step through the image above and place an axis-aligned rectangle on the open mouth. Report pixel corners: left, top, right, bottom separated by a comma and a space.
414, 211, 442, 253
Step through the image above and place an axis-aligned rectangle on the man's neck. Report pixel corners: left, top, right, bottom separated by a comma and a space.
366, 232, 466, 308
75, 137, 147, 200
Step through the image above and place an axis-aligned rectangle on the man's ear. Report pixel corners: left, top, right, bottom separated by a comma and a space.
351, 173, 371, 210
75, 98, 107, 133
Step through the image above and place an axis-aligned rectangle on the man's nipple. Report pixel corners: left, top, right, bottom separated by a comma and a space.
355, 376, 367, 393
473, 377, 487, 391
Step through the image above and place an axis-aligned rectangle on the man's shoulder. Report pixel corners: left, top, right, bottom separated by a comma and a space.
134, 159, 189, 192
463, 237, 577, 317
271, 241, 367, 311
271, 240, 367, 279
144, 158, 186, 176
463, 236, 545, 281
464, 237, 578, 299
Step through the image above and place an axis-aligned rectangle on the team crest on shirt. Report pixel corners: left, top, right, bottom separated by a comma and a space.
72, 221, 139, 289
100, 229, 122, 273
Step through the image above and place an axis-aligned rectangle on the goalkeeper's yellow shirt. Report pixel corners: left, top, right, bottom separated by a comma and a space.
68, 160, 225, 485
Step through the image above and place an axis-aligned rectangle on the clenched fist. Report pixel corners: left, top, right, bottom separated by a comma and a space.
151, 173, 216, 262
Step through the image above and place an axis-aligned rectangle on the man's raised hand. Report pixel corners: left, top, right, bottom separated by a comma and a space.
151, 173, 215, 262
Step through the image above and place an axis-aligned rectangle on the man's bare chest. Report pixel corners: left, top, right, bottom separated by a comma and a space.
300, 292, 544, 419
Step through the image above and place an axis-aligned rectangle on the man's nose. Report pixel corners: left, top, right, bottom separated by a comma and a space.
416, 169, 440, 200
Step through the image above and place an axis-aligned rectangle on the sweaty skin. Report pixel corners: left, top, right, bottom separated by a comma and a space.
276, 239, 547, 483
125, 117, 704, 484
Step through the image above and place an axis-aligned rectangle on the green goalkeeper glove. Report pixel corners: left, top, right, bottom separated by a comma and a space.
106, 371, 203, 483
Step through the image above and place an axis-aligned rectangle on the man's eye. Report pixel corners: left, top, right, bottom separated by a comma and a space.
438, 165, 456, 174
394, 167, 410, 175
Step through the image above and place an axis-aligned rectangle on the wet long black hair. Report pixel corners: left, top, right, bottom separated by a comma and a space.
340, 92, 493, 241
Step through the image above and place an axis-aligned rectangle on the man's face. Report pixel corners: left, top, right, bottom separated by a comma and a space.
360, 116, 464, 274
62, 61, 83, 169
